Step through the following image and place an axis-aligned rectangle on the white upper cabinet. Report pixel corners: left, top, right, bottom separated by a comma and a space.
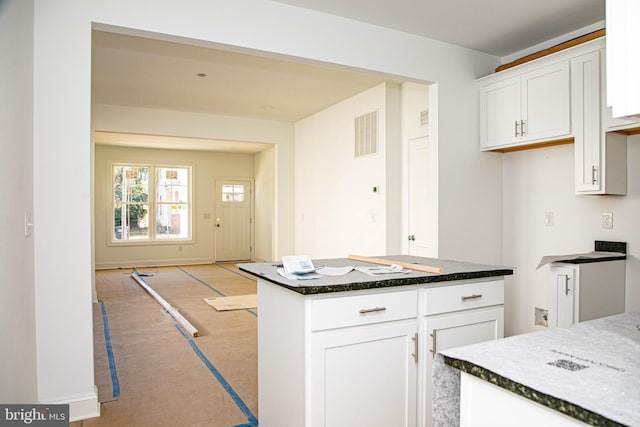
605, 105, 640, 132
478, 37, 628, 195
479, 61, 571, 151
606, 0, 640, 119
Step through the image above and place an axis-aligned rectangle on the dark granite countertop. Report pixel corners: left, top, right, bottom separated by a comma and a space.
536, 240, 627, 269
238, 255, 513, 295
435, 312, 640, 426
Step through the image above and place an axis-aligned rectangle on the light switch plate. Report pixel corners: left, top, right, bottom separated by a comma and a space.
602, 212, 613, 229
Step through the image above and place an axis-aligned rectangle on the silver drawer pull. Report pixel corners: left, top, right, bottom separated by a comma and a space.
429, 330, 437, 357
359, 307, 387, 314
461, 294, 482, 301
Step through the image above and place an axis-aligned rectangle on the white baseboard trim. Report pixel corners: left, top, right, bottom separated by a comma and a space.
42, 386, 100, 421
95, 257, 213, 270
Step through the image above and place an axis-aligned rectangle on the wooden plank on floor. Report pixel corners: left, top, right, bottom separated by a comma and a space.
131, 271, 199, 337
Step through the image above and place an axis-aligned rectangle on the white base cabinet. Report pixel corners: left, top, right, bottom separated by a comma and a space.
258, 278, 505, 427
548, 260, 625, 328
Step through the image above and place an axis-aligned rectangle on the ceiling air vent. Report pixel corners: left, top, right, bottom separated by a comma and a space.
420, 110, 429, 126
354, 110, 378, 157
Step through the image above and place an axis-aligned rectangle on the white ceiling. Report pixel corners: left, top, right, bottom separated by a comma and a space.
92, 31, 389, 124
275, 0, 605, 57
92, 0, 604, 151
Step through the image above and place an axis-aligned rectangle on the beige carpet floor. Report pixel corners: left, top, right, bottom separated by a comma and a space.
86, 263, 258, 427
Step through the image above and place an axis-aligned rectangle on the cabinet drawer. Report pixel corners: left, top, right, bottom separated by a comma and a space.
424, 280, 504, 316
311, 290, 417, 331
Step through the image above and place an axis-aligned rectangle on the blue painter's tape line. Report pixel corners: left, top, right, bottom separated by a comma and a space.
99, 301, 121, 398
173, 322, 258, 426
176, 266, 257, 318
177, 266, 226, 296
216, 263, 257, 283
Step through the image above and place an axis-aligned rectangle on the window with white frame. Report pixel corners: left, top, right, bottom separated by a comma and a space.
112, 164, 192, 242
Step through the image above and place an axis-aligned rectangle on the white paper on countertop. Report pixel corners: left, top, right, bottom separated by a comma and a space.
276, 268, 324, 281
536, 251, 625, 269
355, 264, 410, 276
315, 266, 355, 276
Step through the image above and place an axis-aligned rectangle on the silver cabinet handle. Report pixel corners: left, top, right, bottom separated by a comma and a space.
515, 120, 520, 137
359, 307, 386, 314
561, 274, 570, 296
429, 329, 437, 358
461, 294, 483, 301
521, 120, 526, 136
411, 332, 418, 363
591, 166, 598, 185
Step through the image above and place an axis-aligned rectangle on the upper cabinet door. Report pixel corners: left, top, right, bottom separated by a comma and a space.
479, 76, 520, 150
572, 50, 602, 193
521, 62, 571, 142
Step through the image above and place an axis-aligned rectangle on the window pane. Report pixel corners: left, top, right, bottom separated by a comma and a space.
157, 167, 188, 203
155, 203, 189, 239
155, 167, 190, 239
114, 166, 148, 202
113, 203, 149, 240
221, 183, 244, 202
113, 166, 149, 241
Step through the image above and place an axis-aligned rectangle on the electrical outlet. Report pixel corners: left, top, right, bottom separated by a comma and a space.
535, 307, 549, 327
544, 211, 554, 227
602, 212, 613, 229
24, 211, 33, 237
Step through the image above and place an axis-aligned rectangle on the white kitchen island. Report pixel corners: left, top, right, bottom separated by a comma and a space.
435, 311, 640, 426
239, 255, 513, 427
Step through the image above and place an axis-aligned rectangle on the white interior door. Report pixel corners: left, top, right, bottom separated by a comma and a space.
215, 179, 252, 261
408, 136, 431, 256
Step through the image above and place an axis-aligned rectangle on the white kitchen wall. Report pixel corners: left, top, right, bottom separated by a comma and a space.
294, 83, 391, 258
385, 83, 403, 255
94, 145, 255, 268
30, 0, 500, 418
293, 81, 428, 259
0, 0, 37, 403
254, 147, 276, 261
503, 137, 640, 336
